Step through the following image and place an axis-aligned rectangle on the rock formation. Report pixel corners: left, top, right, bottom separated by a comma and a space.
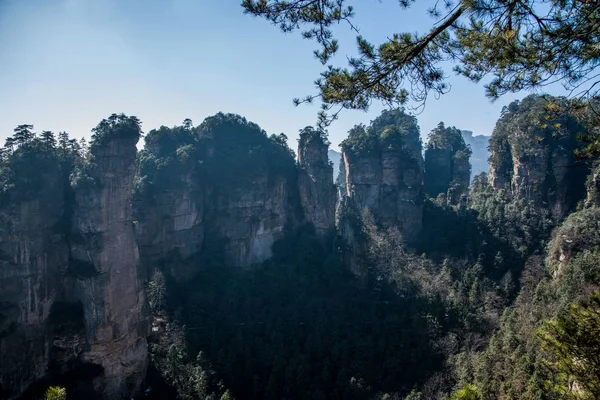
69, 120, 149, 399
488, 95, 590, 219
135, 114, 336, 275
0, 115, 150, 400
547, 165, 600, 278
0, 158, 69, 399
339, 110, 424, 245
297, 127, 336, 236
424, 122, 471, 205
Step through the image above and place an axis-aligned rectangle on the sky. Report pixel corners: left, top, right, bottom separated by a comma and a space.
0, 0, 567, 151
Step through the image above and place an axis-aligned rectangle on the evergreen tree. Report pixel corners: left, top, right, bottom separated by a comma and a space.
12, 124, 35, 146
40, 131, 56, 148
243, 0, 600, 128
58, 131, 70, 154
538, 293, 600, 400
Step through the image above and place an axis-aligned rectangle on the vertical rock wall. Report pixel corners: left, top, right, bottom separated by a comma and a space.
297, 131, 336, 236
341, 141, 424, 245
70, 135, 149, 399
423, 123, 471, 205
0, 170, 69, 399
488, 95, 590, 220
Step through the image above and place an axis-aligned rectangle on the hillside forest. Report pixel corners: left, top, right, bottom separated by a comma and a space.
1, 94, 600, 400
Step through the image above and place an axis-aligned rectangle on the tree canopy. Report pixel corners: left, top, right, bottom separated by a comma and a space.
242, 0, 600, 128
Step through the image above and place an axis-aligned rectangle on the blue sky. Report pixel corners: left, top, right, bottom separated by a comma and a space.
0, 0, 565, 151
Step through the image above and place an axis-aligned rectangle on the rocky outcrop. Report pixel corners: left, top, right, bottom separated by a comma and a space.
204, 173, 297, 267
134, 170, 204, 282
136, 170, 295, 271
70, 129, 149, 399
424, 123, 471, 205
0, 167, 70, 399
0, 116, 150, 400
135, 115, 336, 272
298, 128, 336, 236
339, 110, 424, 245
488, 95, 590, 220
336, 197, 368, 276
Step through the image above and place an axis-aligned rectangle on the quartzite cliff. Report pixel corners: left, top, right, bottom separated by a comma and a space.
0, 99, 595, 399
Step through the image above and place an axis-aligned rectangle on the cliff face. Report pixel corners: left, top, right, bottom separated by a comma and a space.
339, 110, 424, 245
0, 165, 70, 399
134, 168, 205, 281
204, 173, 297, 267
70, 131, 149, 398
424, 123, 471, 205
0, 116, 150, 400
135, 115, 335, 274
298, 128, 336, 236
136, 170, 295, 272
488, 95, 589, 219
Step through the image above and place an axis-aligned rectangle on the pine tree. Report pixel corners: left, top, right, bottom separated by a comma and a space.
12, 124, 35, 146
58, 131, 70, 153
40, 131, 56, 148
243, 1, 600, 129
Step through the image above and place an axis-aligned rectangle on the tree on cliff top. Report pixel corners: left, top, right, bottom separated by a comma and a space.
298, 125, 330, 146
242, 0, 600, 128
90, 113, 142, 149
340, 108, 420, 155
426, 122, 470, 155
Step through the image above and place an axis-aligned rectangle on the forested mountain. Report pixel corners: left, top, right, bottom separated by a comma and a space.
1, 95, 599, 400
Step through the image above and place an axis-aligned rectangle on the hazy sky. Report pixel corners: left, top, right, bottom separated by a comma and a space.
0, 0, 567, 150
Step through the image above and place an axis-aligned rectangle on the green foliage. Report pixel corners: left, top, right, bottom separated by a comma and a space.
537, 293, 600, 400
298, 126, 329, 146
424, 122, 472, 200
3, 105, 598, 400
370, 109, 420, 150
147, 269, 167, 315
547, 207, 600, 279
340, 124, 378, 156
0, 126, 83, 206
135, 113, 296, 203
150, 224, 452, 400
426, 122, 470, 155
90, 113, 142, 149
197, 113, 295, 177
488, 95, 590, 206
414, 105, 597, 398
468, 174, 553, 257
44, 386, 66, 400
340, 109, 420, 156
243, 1, 600, 128
149, 327, 232, 400
465, 196, 600, 400
450, 384, 481, 400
